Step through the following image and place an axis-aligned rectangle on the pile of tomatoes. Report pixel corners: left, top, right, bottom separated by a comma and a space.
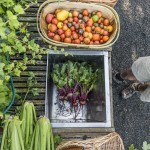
46, 9, 113, 45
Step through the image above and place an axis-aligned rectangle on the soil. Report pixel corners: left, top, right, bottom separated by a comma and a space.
112, 0, 150, 149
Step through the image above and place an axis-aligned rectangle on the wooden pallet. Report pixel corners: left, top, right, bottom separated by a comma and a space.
11, 0, 115, 138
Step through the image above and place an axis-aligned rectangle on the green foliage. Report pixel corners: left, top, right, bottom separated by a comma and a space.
129, 142, 150, 150
51, 61, 99, 93
53, 135, 63, 149
0, 0, 49, 113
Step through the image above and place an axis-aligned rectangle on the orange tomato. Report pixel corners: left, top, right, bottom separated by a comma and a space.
49, 24, 57, 33
103, 35, 109, 42
103, 19, 110, 26
64, 38, 71, 43
83, 38, 90, 44
65, 30, 71, 37
85, 26, 92, 32
53, 35, 60, 41
74, 39, 80, 44
83, 9, 89, 16
107, 25, 113, 32
83, 32, 89, 38
94, 41, 100, 45
92, 34, 100, 41
79, 36, 84, 42
63, 25, 68, 31
94, 26, 101, 33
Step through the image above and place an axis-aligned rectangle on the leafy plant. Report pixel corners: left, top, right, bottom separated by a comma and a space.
51, 61, 99, 118
129, 142, 150, 150
0, 0, 48, 113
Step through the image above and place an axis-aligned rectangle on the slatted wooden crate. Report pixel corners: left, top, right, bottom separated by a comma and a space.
10, 0, 115, 139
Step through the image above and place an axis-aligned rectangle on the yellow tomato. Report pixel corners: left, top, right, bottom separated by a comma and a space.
48, 23, 51, 30
57, 22, 63, 29
88, 33, 93, 39
107, 25, 113, 32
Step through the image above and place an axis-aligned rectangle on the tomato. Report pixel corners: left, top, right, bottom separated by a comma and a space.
57, 22, 63, 29
94, 41, 100, 45
103, 30, 109, 36
103, 19, 110, 26
92, 34, 100, 41
73, 17, 79, 23
48, 32, 54, 38
52, 18, 58, 25
89, 41, 94, 45
68, 17, 73, 22
48, 23, 51, 30
82, 9, 89, 16
70, 26, 75, 31
103, 35, 109, 42
72, 33, 78, 39
72, 10, 79, 17
45, 13, 54, 23
100, 29, 104, 35
79, 36, 84, 41
99, 17, 104, 23
85, 26, 92, 32
63, 20, 68, 24
83, 38, 90, 44
64, 38, 71, 43
57, 29, 64, 35
100, 39, 104, 44
87, 19, 93, 27
53, 35, 60, 42
68, 12, 73, 17
104, 26, 107, 30
74, 39, 80, 44
88, 33, 93, 40
65, 30, 71, 37
62, 25, 68, 31
94, 26, 101, 33
49, 24, 57, 33
96, 11, 102, 18
80, 23, 85, 29
107, 25, 113, 32
60, 34, 65, 40
83, 32, 89, 38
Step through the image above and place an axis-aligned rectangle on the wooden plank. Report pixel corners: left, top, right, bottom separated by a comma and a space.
13, 77, 46, 82
14, 100, 45, 105
15, 88, 45, 93
16, 94, 45, 100
21, 71, 46, 76
14, 82, 46, 88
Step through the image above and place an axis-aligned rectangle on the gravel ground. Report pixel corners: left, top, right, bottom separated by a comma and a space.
112, 0, 150, 149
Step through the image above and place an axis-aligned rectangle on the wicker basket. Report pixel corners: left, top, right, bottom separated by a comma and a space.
56, 132, 125, 150
37, 0, 120, 49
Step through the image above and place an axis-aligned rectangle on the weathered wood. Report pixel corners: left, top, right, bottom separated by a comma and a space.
16, 88, 45, 93
13, 77, 46, 82
14, 82, 46, 88
21, 71, 46, 76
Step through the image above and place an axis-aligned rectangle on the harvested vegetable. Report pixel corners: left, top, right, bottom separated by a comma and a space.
30, 116, 54, 150
51, 61, 99, 117
0, 116, 25, 150
20, 102, 37, 149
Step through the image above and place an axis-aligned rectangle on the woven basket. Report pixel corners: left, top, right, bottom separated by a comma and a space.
37, 0, 120, 49
56, 132, 125, 150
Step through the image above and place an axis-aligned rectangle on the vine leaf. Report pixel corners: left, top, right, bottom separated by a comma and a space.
14, 4, 24, 14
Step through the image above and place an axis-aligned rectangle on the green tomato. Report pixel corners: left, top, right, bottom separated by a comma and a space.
92, 15, 99, 22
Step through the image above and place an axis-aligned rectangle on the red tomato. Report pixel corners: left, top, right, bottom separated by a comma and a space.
73, 17, 79, 23
103, 30, 109, 36
65, 30, 71, 37
57, 29, 64, 35
52, 18, 58, 25
74, 39, 80, 44
45, 13, 54, 23
72, 33, 79, 39
48, 32, 54, 38
103, 35, 109, 42
60, 34, 65, 40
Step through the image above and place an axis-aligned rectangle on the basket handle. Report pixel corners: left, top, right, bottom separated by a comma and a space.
70, 0, 118, 7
